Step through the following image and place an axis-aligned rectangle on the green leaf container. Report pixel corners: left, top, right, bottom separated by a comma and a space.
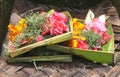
47, 25, 114, 64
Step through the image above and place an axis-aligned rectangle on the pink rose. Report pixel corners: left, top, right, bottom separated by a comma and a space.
51, 12, 68, 23
50, 21, 69, 36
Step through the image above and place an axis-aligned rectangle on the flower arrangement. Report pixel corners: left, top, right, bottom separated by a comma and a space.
5, 9, 114, 63
68, 10, 111, 50
8, 9, 71, 51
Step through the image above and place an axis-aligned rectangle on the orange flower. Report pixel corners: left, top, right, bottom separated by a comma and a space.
8, 18, 27, 41
8, 24, 17, 33
8, 24, 19, 41
68, 38, 78, 48
8, 33, 15, 41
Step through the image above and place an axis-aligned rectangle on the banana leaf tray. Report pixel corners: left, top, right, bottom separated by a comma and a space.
47, 25, 115, 64
2, 7, 73, 63
6, 7, 73, 58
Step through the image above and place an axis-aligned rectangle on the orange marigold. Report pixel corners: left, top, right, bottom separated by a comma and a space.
8, 18, 27, 41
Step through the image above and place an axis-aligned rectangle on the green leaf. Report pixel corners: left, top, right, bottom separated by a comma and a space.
82, 30, 101, 49
84, 9, 95, 23
48, 9, 55, 15
102, 25, 114, 52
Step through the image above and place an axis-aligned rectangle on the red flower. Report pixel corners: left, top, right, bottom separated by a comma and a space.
101, 32, 112, 45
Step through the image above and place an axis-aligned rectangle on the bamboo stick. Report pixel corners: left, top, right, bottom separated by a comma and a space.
7, 55, 72, 63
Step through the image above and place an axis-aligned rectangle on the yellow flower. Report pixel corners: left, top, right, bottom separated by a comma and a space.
73, 31, 80, 36
68, 38, 78, 48
72, 18, 79, 28
73, 36, 80, 39
73, 36, 86, 41
72, 18, 78, 24
16, 18, 27, 31
18, 18, 27, 25
79, 37, 86, 41
77, 22, 85, 30
68, 18, 86, 47
72, 18, 85, 30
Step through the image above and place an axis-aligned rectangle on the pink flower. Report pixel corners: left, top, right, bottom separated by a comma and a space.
36, 35, 43, 42
50, 12, 67, 23
9, 45, 15, 51
85, 18, 107, 33
50, 21, 69, 36
101, 32, 112, 45
93, 46, 101, 51
77, 39, 88, 49
41, 11, 69, 36
21, 38, 28, 45
42, 29, 50, 36
50, 28, 63, 36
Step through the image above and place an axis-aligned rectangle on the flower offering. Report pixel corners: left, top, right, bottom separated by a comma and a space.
68, 10, 112, 50
8, 9, 70, 51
